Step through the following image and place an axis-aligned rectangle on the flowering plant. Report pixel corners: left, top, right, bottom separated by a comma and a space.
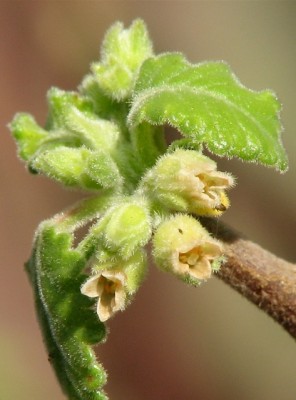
9, 20, 287, 400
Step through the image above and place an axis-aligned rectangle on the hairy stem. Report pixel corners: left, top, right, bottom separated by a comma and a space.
202, 218, 296, 340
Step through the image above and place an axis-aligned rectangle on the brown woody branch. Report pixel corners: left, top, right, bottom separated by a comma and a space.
202, 218, 296, 340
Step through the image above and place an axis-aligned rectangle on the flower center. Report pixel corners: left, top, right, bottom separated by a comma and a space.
99, 276, 118, 295
196, 173, 218, 200
179, 247, 202, 268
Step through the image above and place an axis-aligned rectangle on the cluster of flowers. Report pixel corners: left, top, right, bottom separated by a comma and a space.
81, 149, 234, 322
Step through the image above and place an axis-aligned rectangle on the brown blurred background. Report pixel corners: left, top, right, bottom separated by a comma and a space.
1, 2, 296, 399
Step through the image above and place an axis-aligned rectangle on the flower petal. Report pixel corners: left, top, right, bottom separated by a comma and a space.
187, 257, 212, 280
95, 270, 127, 321
202, 240, 223, 258
80, 274, 101, 298
97, 293, 114, 322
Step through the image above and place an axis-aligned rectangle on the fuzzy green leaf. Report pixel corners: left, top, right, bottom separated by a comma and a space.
26, 217, 108, 400
128, 53, 288, 172
92, 19, 153, 100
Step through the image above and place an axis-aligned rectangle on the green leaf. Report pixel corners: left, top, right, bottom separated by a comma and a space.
92, 19, 153, 100
128, 53, 288, 172
26, 212, 109, 400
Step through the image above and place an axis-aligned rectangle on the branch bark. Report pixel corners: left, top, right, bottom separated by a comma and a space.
202, 218, 296, 340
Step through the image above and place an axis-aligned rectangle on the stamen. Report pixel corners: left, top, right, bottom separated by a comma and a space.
99, 276, 118, 294
179, 247, 201, 267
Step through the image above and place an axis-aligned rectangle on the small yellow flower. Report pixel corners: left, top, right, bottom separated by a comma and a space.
190, 186, 231, 217
153, 214, 224, 284
188, 166, 233, 213
176, 239, 223, 280
81, 270, 126, 322
81, 250, 148, 321
143, 149, 234, 216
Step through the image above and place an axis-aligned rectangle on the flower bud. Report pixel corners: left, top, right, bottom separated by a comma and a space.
81, 250, 147, 321
91, 19, 153, 100
9, 113, 47, 161
102, 201, 152, 259
30, 147, 122, 191
47, 87, 120, 153
143, 149, 234, 216
152, 214, 224, 285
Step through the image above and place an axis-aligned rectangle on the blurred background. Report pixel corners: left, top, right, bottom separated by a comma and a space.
1, 2, 296, 399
